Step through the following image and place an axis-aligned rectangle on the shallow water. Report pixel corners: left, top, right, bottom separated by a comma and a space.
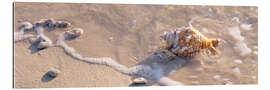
14, 3, 257, 87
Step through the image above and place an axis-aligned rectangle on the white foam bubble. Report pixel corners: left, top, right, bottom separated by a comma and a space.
228, 26, 252, 56
233, 59, 243, 64
234, 42, 252, 56
228, 26, 244, 41
240, 24, 253, 31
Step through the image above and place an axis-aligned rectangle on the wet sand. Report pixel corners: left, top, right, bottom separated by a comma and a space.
14, 2, 257, 88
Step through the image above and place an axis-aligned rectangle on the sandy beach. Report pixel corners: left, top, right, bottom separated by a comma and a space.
14, 2, 258, 88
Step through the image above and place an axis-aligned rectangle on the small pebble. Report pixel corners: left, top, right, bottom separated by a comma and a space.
47, 68, 60, 78
65, 28, 84, 39
232, 67, 241, 74
20, 22, 33, 30
132, 20, 137, 24
234, 59, 243, 64
109, 37, 113, 41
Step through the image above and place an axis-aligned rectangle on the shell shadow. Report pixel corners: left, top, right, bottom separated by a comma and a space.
41, 71, 56, 83
138, 50, 190, 77
128, 50, 191, 85
129, 83, 149, 87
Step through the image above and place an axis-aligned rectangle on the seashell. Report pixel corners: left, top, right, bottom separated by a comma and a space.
34, 18, 56, 30
55, 21, 71, 28
34, 18, 71, 30
132, 77, 147, 84
160, 25, 220, 59
64, 28, 84, 40
19, 22, 33, 31
47, 68, 60, 78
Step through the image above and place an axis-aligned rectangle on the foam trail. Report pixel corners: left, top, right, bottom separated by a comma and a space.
14, 32, 34, 42
56, 33, 184, 86
56, 34, 131, 75
14, 25, 34, 43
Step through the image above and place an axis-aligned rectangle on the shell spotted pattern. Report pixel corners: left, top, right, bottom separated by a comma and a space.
161, 26, 219, 59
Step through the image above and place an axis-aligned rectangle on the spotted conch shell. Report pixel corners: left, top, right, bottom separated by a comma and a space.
160, 25, 220, 59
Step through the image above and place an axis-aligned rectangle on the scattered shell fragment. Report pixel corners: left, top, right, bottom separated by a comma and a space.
109, 36, 113, 41
233, 59, 243, 64
47, 68, 60, 78
64, 28, 84, 40
132, 77, 147, 84
19, 22, 33, 31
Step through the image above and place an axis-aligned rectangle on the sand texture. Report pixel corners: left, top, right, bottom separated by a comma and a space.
14, 2, 258, 88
